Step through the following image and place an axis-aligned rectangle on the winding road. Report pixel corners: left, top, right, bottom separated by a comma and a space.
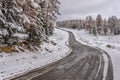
10, 31, 113, 80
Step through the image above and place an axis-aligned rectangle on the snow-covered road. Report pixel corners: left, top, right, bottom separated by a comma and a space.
10, 30, 111, 80
62, 28, 120, 80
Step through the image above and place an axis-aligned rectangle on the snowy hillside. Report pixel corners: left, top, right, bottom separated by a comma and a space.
0, 28, 70, 80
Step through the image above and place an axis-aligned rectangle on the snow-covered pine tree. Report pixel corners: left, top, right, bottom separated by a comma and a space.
96, 14, 103, 34
0, 0, 24, 45
103, 19, 108, 35
17, 0, 45, 49
85, 16, 94, 33
0, 0, 60, 52
41, 0, 60, 35
107, 16, 118, 35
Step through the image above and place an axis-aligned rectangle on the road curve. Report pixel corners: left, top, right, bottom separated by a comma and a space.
10, 32, 113, 80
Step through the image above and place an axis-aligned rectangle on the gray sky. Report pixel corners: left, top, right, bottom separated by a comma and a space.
57, 0, 120, 21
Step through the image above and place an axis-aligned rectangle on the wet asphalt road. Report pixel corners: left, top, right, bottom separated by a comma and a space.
11, 32, 113, 80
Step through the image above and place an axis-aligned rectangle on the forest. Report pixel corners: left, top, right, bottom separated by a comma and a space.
57, 14, 120, 36
0, 0, 60, 53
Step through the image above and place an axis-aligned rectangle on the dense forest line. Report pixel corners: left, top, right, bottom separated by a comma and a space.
0, 0, 60, 52
57, 14, 120, 36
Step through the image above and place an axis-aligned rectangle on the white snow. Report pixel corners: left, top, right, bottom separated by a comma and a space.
95, 55, 102, 79
0, 10, 2, 15
1, 29, 8, 36
101, 52, 108, 80
22, 14, 30, 24
0, 28, 70, 80
31, 2, 40, 9
8, 23, 25, 32
62, 28, 120, 80
13, 33, 28, 39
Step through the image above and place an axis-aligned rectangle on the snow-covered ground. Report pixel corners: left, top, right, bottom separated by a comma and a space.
0, 28, 70, 80
63, 28, 120, 80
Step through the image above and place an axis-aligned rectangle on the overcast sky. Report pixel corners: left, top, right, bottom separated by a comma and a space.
57, 0, 120, 21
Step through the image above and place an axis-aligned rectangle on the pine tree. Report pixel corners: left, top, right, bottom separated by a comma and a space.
96, 14, 103, 34
42, 0, 60, 35
0, 0, 60, 52
103, 19, 108, 35
107, 16, 118, 35
85, 16, 94, 33
0, 0, 25, 45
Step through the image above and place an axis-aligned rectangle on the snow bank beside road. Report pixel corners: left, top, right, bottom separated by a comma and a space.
0, 28, 70, 80
63, 28, 120, 80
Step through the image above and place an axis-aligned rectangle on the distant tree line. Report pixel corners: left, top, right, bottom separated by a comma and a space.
0, 0, 60, 52
57, 14, 120, 36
